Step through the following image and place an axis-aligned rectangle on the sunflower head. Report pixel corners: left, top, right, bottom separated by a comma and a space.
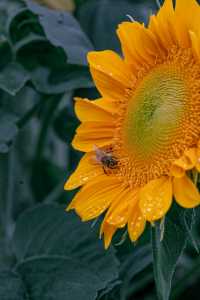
65, 0, 200, 249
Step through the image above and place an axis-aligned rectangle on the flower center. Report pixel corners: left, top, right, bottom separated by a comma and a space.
114, 48, 200, 187
124, 65, 187, 159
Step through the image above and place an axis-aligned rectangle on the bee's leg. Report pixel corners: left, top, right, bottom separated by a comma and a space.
103, 166, 108, 175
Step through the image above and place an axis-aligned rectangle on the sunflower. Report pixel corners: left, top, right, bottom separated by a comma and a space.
65, 0, 200, 248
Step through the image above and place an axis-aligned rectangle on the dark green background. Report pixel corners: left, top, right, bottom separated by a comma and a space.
0, 0, 200, 299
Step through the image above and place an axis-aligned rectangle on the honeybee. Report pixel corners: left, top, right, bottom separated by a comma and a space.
93, 145, 118, 174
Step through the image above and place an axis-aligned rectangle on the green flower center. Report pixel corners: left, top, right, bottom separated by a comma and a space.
124, 65, 188, 159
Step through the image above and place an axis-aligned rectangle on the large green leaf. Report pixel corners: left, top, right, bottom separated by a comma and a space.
13, 204, 119, 295
0, 36, 13, 69
8, 8, 93, 93
30, 65, 93, 94
0, 63, 29, 96
25, 0, 93, 65
0, 0, 24, 35
16, 256, 106, 300
119, 244, 152, 299
0, 270, 27, 300
151, 204, 195, 300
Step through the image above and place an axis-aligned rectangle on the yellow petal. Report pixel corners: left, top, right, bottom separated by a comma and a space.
139, 177, 172, 221
149, 0, 175, 50
100, 222, 117, 249
72, 121, 114, 152
174, 0, 200, 47
64, 152, 103, 190
170, 164, 185, 178
128, 205, 146, 242
172, 148, 197, 171
185, 148, 198, 168
67, 175, 122, 221
190, 31, 200, 61
173, 175, 200, 208
105, 188, 139, 228
74, 97, 115, 122
196, 147, 200, 172
76, 121, 114, 137
117, 22, 162, 70
95, 98, 119, 114
87, 50, 132, 101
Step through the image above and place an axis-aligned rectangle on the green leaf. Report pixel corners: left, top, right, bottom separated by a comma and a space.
13, 204, 119, 293
9, 8, 44, 43
8, 6, 93, 93
13, 32, 92, 93
0, 63, 29, 96
14, 34, 68, 69
151, 204, 195, 300
25, 0, 94, 65
16, 256, 103, 300
117, 241, 153, 300
0, 270, 27, 300
30, 65, 93, 94
0, 111, 18, 153
0, 0, 24, 35
0, 36, 13, 69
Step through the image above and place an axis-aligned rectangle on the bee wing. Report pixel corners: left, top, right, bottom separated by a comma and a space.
93, 144, 107, 161
90, 154, 100, 165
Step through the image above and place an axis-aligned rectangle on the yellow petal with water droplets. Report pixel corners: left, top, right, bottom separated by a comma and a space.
139, 177, 173, 221
173, 175, 200, 208
67, 175, 122, 221
105, 188, 138, 228
87, 50, 132, 101
128, 205, 146, 242
64, 152, 103, 190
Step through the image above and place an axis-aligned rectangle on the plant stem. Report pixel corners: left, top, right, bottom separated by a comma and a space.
35, 94, 61, 161
151, 225, 162, 300
17, 99, 43, 129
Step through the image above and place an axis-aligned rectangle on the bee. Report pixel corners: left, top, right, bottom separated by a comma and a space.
93, 145, 118, 174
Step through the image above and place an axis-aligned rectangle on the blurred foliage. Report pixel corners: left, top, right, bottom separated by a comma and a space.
0, 0, 200, 300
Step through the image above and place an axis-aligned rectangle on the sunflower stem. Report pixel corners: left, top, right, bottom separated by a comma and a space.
159, 217, 165, 242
